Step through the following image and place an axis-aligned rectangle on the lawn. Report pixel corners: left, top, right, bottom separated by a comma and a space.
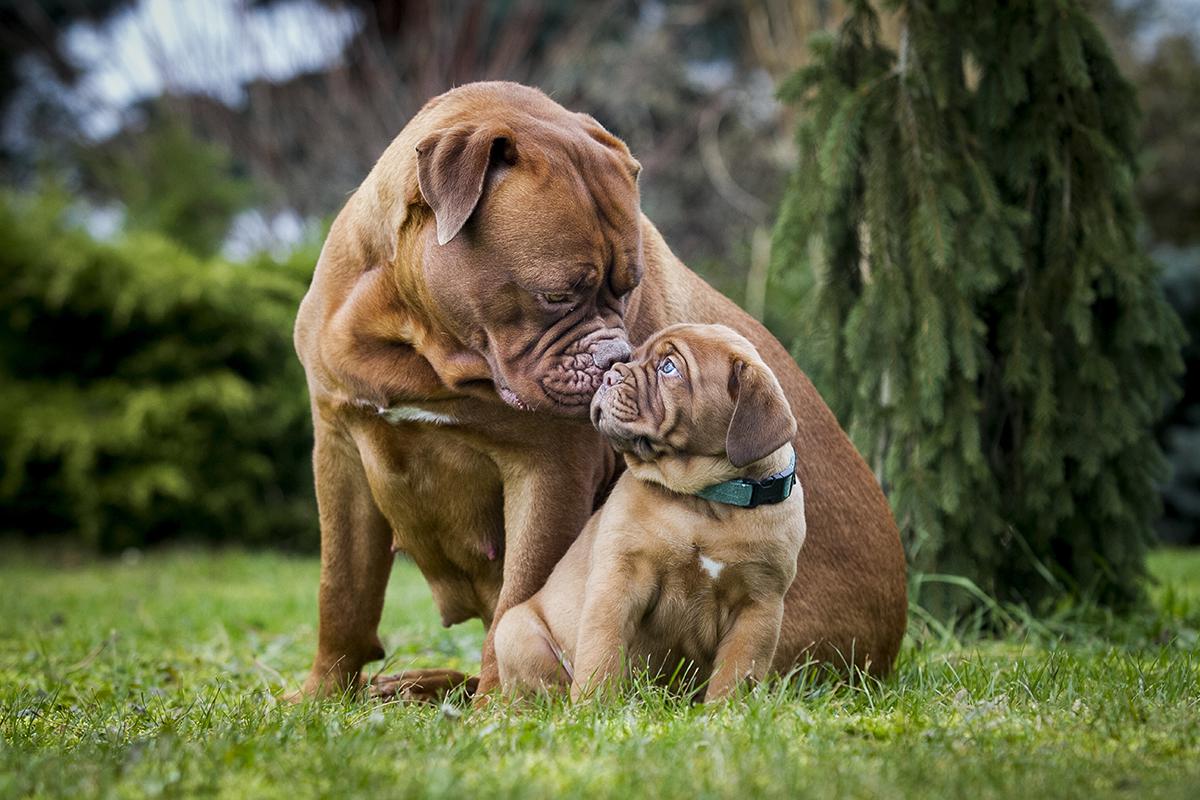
1, 547, 1197, 799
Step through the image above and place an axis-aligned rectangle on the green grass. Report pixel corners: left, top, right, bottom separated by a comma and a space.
2, 547, 1198, 799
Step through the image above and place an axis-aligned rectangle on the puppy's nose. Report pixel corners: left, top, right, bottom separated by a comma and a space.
601, 368, 623, 388
592, 339, 632, 370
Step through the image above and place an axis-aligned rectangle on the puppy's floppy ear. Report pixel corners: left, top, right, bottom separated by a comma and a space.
416, 125, 517, 245
726, 360, 797, 468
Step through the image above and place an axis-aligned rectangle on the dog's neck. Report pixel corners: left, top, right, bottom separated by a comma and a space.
623, 443, 795, 497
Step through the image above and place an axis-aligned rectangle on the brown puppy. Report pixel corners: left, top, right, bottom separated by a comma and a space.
495, 324, 806, 702
292, 81, 906, 700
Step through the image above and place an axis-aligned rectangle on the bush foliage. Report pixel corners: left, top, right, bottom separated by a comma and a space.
0, 192, 317, 551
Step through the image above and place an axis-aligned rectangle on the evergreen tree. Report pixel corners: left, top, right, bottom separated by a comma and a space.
771, 0, 1184, 614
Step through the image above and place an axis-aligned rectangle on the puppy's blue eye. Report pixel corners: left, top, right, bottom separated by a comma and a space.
659, 357, 677, 376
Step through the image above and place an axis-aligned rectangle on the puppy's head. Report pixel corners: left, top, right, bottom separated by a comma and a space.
590, 324, 797, 492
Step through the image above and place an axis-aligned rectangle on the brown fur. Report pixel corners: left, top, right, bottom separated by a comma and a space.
496, 325, 807, 702
292, 82, 906, 699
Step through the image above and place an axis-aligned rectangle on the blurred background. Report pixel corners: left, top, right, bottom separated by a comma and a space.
0, 0, 1196, 615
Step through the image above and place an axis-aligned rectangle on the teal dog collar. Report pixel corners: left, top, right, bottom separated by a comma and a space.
696, 452, 797, 508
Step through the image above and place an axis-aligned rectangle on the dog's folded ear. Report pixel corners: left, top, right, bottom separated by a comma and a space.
726, 360, 797, 468
416, 125, 517, 246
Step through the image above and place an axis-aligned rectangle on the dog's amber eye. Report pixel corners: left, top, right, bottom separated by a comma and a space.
541, 293, 571, 304
658, 357, 678, 376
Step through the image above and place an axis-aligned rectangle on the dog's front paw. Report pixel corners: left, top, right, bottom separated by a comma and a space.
369, 669, 478, 705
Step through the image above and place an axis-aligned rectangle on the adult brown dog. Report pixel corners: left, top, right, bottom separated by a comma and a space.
496, 324, 807, 702
292, 81, 906, 699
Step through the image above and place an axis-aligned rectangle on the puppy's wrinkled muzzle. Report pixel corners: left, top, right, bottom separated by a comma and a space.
589, 367, 624, 427
590, 365, 647, 458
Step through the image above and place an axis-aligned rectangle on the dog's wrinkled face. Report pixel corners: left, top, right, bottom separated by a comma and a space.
590, 324, 797, 473
415, 113, 643, 416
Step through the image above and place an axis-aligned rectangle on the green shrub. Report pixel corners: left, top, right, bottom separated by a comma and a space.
0, 191, 317, 551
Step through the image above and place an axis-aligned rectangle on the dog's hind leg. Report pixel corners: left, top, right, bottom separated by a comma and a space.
493, 602, 572, 698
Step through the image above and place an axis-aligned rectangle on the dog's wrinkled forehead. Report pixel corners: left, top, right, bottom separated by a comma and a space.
503, 131, 640, 252
631, 324, 759, 422
636, 324, 757, 376
434, 122, 643, 311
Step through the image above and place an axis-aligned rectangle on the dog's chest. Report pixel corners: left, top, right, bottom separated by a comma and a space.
629, 542, 752, 667
354, 419, 505, 626
697, 553, 727, 580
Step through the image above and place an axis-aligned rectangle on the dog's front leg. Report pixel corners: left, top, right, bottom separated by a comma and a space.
297, 415, 394, 698
704, 599, 785, 702
569, 553, 657, 702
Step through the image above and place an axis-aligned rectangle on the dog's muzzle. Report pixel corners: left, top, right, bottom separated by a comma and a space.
540, 334, 631, 409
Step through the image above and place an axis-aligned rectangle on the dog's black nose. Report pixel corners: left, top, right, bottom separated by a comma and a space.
592, 339, 632, 370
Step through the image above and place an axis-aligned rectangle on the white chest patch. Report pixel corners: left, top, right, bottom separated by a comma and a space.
378, 405, 457, 426
698, 554, 725, 580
